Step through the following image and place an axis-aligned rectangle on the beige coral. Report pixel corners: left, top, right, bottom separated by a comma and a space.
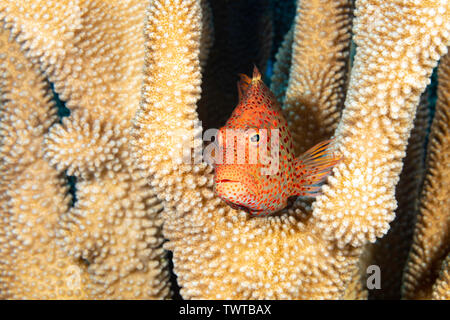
131, 0, 450, 300
283, 0, 352, 155
1, 0, 170, 299
0, 27, 89, 299
2, 0, 450, 300
132, 0, 362, 299
342, 257, 369, 300
46, 109, 170, 299
0, 0, 145, 120
432, 253, 450, 300
403, 51, 450, 300
369, 91, 430, 299
312, 0, 450, 248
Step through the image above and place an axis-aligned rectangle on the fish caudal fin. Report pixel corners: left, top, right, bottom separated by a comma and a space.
292, 139, 341, 197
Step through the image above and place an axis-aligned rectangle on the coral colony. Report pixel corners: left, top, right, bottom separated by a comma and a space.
0, 0, 449, 300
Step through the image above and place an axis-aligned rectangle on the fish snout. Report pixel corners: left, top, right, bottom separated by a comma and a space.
214, 165, 259, 204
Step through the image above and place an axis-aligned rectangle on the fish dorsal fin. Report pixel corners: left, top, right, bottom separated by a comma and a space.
291, 140, 341, 197
237, 73, 252, 103
251, 65, 262, 82
237, 65, 263, 103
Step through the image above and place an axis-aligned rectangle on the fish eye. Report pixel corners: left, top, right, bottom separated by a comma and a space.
250, 134, 260, 143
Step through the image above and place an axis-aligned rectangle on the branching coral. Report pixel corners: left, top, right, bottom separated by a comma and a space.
46, 109, 169, 299
0, 0, 145, 120
369, 91, 430, 299
1, 0, 170, 299
283, 0, 353, 155
312, 0, 450, 248
132, 0, 365, 299
0, 27, 88, 299
341, 257, 369, 300
1, 0, 450, 300
432, 253, 450, 300
403, 51, 450, 300
132, 0, 450, 299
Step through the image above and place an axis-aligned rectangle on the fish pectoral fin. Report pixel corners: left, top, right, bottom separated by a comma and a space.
237, 73, 252, 103
292, 139, 341, 197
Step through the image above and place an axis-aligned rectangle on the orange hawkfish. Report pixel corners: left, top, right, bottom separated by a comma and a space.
214, 66, 341, 216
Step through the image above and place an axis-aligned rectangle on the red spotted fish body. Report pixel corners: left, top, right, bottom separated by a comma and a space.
214, 67, 340, 216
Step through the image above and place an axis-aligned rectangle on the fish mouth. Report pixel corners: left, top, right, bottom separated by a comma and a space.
223, 200, 265, 215
216, 179, 240, 183
215, 175, 258, 196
